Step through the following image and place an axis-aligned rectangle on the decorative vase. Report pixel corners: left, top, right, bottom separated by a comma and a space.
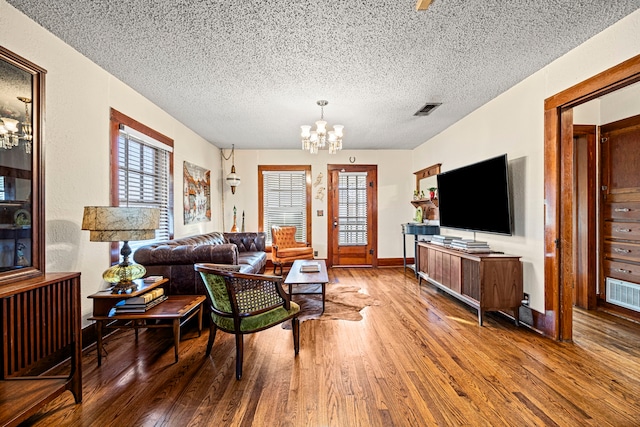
231, 206, 238, 232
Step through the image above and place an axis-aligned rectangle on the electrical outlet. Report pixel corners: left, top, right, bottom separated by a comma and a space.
314, 251, 318, 257
522, 293, 530, 306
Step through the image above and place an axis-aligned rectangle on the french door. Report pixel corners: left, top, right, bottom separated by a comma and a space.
327, 165, 377, 267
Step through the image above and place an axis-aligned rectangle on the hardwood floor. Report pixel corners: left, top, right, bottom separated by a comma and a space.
19, 267, 640, 426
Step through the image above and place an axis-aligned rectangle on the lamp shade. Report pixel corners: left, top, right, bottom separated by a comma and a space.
82, 206, 160, 241
82, 206, 160, 291
226, 165, 241, 194
0, 118, 19, 133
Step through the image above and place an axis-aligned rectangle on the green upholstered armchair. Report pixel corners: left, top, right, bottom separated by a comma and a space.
194, 263, 300, 380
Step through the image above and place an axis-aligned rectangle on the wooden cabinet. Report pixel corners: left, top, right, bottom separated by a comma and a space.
0, 273, 82, 427
600, 115, 640, 316
417, 242, 522, 325
601, 201, 640, 286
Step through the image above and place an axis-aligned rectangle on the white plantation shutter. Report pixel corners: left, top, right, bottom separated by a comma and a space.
338, 172, 368, 245
118, 126, 172, 251
262, 170, 307, 245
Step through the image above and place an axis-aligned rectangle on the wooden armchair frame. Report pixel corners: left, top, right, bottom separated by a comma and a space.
194, 263, 300, 379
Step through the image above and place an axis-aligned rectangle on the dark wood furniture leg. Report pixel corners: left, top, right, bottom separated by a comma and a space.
96, 320, 104, 367
173, 319, 180, 362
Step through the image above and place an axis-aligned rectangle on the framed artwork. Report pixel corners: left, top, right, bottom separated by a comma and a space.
0, 47, 46, 285
183, 161, 211, 224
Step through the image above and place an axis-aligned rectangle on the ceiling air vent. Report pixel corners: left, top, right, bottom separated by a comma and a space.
414, 102, 442, 116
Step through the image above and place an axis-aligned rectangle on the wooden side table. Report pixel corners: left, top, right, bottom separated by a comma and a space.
88, 280, 205, 366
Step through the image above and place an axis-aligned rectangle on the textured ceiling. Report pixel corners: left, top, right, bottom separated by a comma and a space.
6, 0, 640, 150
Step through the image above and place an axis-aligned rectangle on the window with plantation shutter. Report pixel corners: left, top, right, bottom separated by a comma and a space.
259, 166, 311, 246
110, 109, 174, 261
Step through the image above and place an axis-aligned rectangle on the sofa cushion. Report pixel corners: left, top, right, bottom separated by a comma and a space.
238, 251, 267, 273
225, 232, 266, 252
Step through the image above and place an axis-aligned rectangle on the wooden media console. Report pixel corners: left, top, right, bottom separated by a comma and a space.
417, 242, 523, 326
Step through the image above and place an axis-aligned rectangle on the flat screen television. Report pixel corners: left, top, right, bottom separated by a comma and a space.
436, 154, 512, 235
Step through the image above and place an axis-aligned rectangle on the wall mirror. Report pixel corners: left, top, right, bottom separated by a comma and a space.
0, 46, 46, 285
413, 163, 441, 221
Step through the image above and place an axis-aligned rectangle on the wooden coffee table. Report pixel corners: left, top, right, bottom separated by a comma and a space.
284, 259, 329, 312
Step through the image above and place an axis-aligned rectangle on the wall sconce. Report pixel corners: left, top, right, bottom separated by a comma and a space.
223, 144, 241, 194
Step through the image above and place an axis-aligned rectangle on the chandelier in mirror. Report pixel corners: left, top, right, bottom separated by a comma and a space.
301, 100, 344, 154
0, 96, 33, 153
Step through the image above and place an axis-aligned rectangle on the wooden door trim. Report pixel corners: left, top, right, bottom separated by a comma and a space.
544, 53, 640, 340
573, 125, 597, 311
327, 164, 378, 268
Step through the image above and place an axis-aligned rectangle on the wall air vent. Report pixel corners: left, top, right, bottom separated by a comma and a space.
606, 277, 640, 312
414, 102, 442, 116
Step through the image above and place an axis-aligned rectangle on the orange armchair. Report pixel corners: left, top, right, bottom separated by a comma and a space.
271, 225, 314, 275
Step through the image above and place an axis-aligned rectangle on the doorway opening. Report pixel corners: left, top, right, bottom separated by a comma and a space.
544, 54, 640, 340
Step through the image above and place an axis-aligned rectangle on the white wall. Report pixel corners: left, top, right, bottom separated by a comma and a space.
228, 149, 414, 260
412, 9, 640, 313
574, 81, 640, 125
1, 1, 223, 325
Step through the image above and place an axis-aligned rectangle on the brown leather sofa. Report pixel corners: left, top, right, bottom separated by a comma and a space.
133, 231, 267, 295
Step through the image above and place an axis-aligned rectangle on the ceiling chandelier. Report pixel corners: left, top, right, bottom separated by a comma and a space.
301, 100, 343, 154
0, 97, 33, 154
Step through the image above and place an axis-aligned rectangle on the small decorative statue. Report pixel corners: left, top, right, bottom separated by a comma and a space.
16, 243, 29, 266
428, 187, 437, 200
231, 206, 238, 232
241, 210, 245, 232
313, 172, 323, 187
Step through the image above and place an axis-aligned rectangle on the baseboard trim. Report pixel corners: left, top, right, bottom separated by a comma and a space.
378, 258, 412, 267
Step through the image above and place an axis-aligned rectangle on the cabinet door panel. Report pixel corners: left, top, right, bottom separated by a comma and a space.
418, 245, 429, 274
427, 247, 436, 278
441, 253, 451, 286
449, 255, 461, 293
481, 259, 522, 308
462, 259, 480, 301
433, 249, 443, 283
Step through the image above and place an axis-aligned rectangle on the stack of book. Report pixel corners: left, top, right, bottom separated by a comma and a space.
300, 261, 321, 273
450, 239, 491, 253
430, 235, 461, 246
114, 287, 167, 314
